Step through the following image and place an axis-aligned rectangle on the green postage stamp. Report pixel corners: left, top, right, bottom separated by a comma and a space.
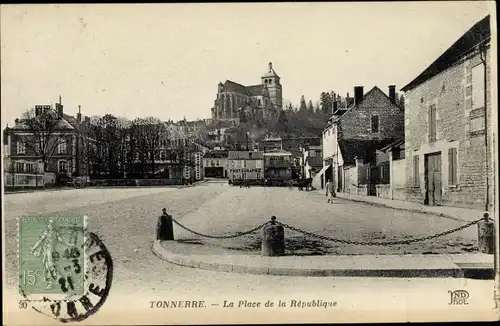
19, 215, 86, 297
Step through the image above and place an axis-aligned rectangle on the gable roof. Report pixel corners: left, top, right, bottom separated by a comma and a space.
327, 86, 402, 126
339, 138, 398, 165
401, 15, 490, 92
223, 80, 251, 95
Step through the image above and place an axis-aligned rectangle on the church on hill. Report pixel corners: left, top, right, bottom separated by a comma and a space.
211, 62, 283, 123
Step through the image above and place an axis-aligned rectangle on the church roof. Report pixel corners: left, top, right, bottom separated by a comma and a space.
247, 84, 265, 96
262, 62, 280, 78
223, 80, 251, 95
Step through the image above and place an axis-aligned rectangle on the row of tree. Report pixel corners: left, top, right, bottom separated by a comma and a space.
16, 109, 198, 179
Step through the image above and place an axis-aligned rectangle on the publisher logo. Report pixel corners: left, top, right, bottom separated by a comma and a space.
448, 290, 469, 305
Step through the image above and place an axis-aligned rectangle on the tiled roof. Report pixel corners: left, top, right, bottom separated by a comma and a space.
402, 15, 490, 91
339, 138, 398, 166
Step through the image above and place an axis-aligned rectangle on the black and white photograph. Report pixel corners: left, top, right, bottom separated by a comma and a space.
1, 2, 498, 324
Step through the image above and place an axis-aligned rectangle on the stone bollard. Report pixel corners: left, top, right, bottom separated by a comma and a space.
477, 212, 494, 254
262, 216, 285, 256
156, 208, 174, 241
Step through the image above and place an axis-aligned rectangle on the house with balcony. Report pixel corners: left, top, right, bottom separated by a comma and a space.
263, 149, 292, 180
401, 15, 493, 210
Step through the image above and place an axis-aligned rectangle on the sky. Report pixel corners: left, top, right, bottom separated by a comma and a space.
0, 2, 495, 130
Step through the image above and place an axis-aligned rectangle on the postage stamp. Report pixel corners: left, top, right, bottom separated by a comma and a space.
18, 215, 113, 323
19, 215, 86, 297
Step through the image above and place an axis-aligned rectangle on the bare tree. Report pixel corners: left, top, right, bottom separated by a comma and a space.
20, 107, 68, 172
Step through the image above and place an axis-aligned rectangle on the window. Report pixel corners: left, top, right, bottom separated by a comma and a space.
35, 142, 41, 153
257, 172, 261, 179
58, 139, 67, 154
428, 104, 437, 142
58, 160, 67, 173
243, 160, 247, 168
256, 160, 262, 169
17, 141, 26, 154
472, 64, 485, 110
413, 155, 419, 187
269, 79, 272, 85
16, 162, 24, 172
448, 148, 458, 186
310, 150, 316, 158
371, 115, 379, 133
470, 107, 486, 135
242, 173, 246, 179
160, 151, 166, 160
216, 160, 220, 166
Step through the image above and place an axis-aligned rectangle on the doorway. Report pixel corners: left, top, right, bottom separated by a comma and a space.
424, 152, 442, 206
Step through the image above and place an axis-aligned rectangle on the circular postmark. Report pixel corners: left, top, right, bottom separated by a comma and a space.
19, 224, 113, 323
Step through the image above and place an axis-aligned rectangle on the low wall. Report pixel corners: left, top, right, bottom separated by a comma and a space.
392, 187, 407, 201
376, 184, 391, 199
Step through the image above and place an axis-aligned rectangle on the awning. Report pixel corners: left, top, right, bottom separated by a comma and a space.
314, 165, 330, 177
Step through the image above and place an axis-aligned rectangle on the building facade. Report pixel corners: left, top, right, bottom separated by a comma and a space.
402, 15, 493, 210
4, 101, 93, 186
211, 62, 282, 123
227, 151, 265, 181
263, 149, 293, 180
203, 151, 229, 178
322, 86, 405, 192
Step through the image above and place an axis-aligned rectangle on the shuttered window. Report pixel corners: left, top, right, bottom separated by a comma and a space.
428, 104, 437, 141
448, 148, 458, 186
371, 115, 379, 133
413, 155, 419, 187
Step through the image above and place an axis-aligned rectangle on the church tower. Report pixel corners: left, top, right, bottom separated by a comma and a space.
261, 62, 282, 112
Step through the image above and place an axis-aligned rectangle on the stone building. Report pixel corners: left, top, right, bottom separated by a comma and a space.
211, 62, 283, 123
321, 86, 404, 193
4, 99, 93, 186
401, 15, 493, 211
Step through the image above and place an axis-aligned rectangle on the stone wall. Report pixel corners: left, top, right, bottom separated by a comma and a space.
339, 87, 404, 141
404, 48, 493, 210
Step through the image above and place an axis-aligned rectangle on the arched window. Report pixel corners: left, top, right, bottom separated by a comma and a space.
258, 99, 262, 106
269, 79, 272, 85
265, 79, 268, 84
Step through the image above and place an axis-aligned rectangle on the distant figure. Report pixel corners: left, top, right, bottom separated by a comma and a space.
325, 179, 335, 203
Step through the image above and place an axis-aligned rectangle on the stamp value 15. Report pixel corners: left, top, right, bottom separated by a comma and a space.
19, 215, 86, 297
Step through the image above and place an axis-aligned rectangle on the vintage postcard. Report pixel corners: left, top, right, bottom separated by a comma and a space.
1, 2, 499, 325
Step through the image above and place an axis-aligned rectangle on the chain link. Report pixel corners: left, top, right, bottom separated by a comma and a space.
172, 219, 270, 239
170, 216, 485, 246
278, 218, 483, 246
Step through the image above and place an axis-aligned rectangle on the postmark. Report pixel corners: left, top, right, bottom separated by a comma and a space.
18, 215, 113, 322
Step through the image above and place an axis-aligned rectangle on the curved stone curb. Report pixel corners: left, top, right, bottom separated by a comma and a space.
152, 241, 494, 278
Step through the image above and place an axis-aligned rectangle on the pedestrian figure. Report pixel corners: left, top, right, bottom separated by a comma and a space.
325, 179, 336, 203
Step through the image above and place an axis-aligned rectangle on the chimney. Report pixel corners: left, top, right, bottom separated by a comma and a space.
388, 85, 396, 104
354, 86, 364, 105
77, 105, 82, 122
56, 103, 64, 118
332, 99, 338, 113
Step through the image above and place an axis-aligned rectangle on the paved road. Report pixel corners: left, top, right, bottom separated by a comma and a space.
3, 181, 494, 324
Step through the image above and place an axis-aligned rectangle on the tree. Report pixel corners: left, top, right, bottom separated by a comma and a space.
20, 107, 68, 172
307, 100, 314, 115
299, 95, 307, 112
